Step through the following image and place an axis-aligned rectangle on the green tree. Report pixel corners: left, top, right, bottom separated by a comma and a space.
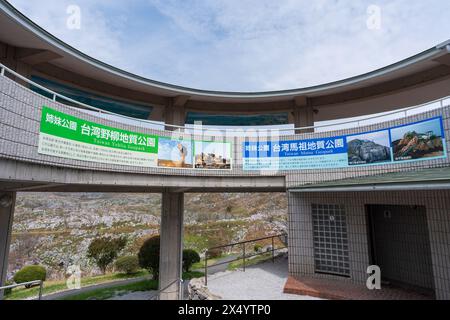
138, 235, 160, 280
115, 255, 140, 274
182, 249, 200, 272
87, 236, 127, 274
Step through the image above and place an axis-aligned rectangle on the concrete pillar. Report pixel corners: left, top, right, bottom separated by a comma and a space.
164, 97, 187, 131
0, 43, 31, 87
159, 191, 184, 300
0, 192, 16, 300
0, 43, 15, 71
293, 96, 315, 133
148, 105, 165, 122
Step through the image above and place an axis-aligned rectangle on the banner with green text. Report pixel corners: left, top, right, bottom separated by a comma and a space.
38, 106, 158, 167
38, 106, 232, 170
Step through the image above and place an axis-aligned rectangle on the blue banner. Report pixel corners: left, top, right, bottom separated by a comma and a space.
243, 116, 446, 171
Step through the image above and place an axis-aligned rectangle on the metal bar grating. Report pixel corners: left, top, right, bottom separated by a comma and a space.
312, 204, 350, 276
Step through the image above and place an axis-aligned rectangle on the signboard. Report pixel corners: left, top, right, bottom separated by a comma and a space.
243, 117, 446, 171
39, 106, 158, 167
38, 106, 232, 170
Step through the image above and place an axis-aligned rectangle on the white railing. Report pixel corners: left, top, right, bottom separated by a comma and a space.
150, 278, 184, 300
1, 63, 449, 135
0, 280, 44, 300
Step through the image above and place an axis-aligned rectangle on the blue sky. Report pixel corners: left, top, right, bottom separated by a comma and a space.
347, 130, 390, 148
390, 118, 443, 141
194, 141, 231, 159
158, 138, 192, 163
9, 0, 450, 91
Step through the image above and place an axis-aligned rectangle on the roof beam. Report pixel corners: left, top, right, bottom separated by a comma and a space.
433, 52, 450, 67
5, 183, 65, 192
173, 95, 190, 108
289, 182, 450, 193
15, 48, 62, 65
294, 95, 307, 107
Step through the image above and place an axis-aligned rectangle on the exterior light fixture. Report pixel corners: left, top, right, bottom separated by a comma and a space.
0, 193, 13, 208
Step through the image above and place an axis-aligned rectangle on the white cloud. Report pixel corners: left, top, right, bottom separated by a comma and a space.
8, 0, 450, 91
8, 0, 130, 68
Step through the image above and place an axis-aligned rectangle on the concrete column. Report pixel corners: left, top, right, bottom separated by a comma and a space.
293, 96, 315, 133
164, 97, 187, 131
148, 105, 165, 122
159, 191, 184, 300
0, 43, 15, 71
0, 192, 16, 300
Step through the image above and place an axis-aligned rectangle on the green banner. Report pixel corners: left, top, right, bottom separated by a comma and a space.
38, 106, 158, 167
40, 106, 158, 153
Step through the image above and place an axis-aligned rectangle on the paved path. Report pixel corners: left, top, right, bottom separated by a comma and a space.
206, 255, 321, 300
45, 255, 318, 300
108, 290, 157, 300
43, 276, 150, 300
195, 254, 239, 275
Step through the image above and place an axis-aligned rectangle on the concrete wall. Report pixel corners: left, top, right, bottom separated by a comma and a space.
288, 190, 450, 300
313, 76, 450, 122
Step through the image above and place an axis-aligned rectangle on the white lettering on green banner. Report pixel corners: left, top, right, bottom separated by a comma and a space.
38, 106, 158, 167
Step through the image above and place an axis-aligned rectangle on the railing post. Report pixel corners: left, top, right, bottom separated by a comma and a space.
242, 244, 246, 272
38, 280, 43, 300
0, 66, 4, 76
272, 236, 275, 263
179, 279, 184, 300
204, 250, 208, 286
52, 94, 56, 102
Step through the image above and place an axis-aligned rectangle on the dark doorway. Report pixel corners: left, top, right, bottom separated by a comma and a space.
366, 204, 435, 295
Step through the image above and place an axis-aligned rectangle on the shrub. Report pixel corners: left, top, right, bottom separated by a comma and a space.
207, 248, 222, 259
13, 265, 46, 288
138, 235, 160, 280
87, 236, 127, 274
183, 249, 200, 272
115, 255, 140, 274
254, 244, 262, 253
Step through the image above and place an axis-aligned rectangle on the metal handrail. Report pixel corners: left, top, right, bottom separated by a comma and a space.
150, 278, 184, 300
204, 233, 287, 286
0, 280, 44, 300
1, 63, 449, 135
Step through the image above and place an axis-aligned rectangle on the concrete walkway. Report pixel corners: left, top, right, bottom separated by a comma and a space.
206, 255, 320, 300
108, 290, 157, 300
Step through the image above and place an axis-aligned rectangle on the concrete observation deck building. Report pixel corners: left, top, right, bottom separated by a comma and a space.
1, 0, 450, 300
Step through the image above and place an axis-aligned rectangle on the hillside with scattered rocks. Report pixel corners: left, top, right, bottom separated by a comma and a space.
8, 192, 287, 280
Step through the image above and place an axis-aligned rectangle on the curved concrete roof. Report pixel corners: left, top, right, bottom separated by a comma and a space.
1, 0, 450, 105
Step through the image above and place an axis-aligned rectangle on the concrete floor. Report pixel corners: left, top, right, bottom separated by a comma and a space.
206, 255, 320, 300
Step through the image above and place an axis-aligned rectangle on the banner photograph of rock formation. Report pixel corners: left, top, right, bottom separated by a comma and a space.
391, 117, 445, 162
347, 130, 391, 166
157, 138, 194, 168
